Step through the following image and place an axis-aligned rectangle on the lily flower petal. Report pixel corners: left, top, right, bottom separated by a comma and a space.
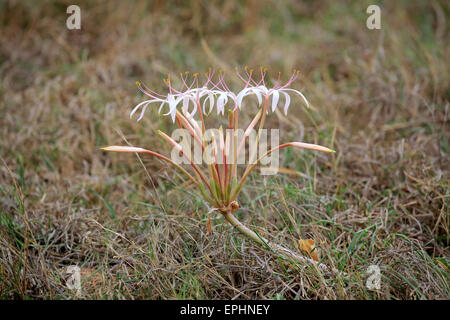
282, 88, 309, 107
236, 88, 251, 108
271, 90, 280, 112
217, 92, 228, 115
130, 99, 159, 120
282, 91, 291, 115
252, 88, 263, 106
182, 96, 190, 113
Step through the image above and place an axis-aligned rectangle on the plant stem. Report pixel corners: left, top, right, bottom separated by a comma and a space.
223, 210, 328, 272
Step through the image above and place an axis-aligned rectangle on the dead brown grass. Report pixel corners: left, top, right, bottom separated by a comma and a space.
0, 0, 448, 299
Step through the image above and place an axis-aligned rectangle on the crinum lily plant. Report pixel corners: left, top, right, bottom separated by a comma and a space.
102, 67, 334, 268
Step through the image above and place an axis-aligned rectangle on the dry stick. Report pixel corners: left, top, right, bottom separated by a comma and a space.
222, 210, 329, 273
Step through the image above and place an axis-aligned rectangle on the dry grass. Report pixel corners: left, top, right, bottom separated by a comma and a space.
0, 0, 448, 299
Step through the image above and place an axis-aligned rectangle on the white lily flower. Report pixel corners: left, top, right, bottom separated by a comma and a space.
130, 94, 185, 122
237, 85, 309, 115
130, 98, 165, 121
231, 68, 309, 115
130, 68, 309, 122
206, 87, 264, 114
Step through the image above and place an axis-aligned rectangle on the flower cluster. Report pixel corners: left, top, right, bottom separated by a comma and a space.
130, 67, 309, 122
